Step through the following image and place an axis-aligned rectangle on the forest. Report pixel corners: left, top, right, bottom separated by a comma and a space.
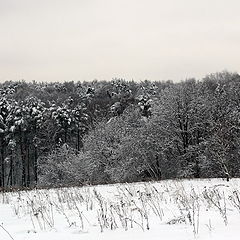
0, 71, 240, 189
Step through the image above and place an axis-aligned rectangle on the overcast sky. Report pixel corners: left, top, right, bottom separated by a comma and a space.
0, 0, 240, 82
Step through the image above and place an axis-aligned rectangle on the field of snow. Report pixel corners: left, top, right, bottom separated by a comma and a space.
1, 178, 240, 240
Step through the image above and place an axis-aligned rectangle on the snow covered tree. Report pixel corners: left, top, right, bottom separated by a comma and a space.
38, 144, 87, 187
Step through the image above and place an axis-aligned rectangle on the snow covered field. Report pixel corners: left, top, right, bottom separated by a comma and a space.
1, 178, 240, 240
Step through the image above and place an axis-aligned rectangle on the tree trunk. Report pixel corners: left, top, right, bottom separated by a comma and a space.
26, 145, 30, 187
19, 126, 26, 187
0, 137, 5, 188
7, 150, 13, 187
34, 146, 38, 185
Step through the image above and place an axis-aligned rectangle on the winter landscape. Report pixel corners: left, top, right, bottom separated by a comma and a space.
1, 0, 240, 239
1, 76, 240, 240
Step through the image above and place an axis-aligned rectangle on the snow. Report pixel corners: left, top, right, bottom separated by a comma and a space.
1, 178, 240, 240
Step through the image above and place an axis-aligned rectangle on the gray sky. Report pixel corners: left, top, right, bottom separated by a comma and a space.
0, 0, 240, 82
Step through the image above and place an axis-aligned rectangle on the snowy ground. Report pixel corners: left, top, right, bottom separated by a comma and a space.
1, 178, 240, 240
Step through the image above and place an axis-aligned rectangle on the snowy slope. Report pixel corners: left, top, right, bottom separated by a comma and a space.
1, 178, 240, 240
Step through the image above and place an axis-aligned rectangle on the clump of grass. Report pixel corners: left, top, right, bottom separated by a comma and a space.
2, 179, 238, 237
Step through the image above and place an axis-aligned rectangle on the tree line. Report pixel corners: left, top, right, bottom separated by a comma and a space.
0, 71, 240, 189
